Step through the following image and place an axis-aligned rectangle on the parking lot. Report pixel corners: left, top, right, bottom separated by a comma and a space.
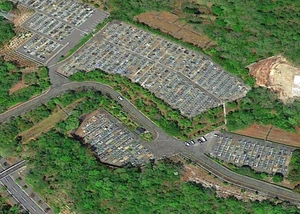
75, 109, 154, 166
58, 21, 250, 117
209, 132, 294, 175
12, 0, 109, 64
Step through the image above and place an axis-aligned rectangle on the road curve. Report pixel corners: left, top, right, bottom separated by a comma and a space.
182, 153, 300, 204
1, 70, 300, 205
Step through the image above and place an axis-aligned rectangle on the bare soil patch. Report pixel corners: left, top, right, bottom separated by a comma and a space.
134, 11, 215, 49
235, 123, 300, 148
235, 124, 271, 140
172, 156, 268, 202
248, 55, 300, 102
268, 127, 300, 147
8, 80, 27, 95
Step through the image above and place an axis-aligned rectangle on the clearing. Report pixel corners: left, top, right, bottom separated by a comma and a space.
134, 11, 215, 49
169, 155, 268, 202
235, 123, 300, 148
8, 78, 26, 94
248, 55, 300, 102
19, 99, 83, 143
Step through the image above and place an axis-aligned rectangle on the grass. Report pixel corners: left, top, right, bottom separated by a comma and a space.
139, 131, 153, 142
59, 18, 112, 62
59, 33, 93, 62
19, 99, 83, 143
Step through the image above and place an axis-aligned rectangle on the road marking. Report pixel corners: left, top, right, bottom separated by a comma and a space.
31, 205, 37, 211
21, 195, 27, 202
12, 186, 17, 192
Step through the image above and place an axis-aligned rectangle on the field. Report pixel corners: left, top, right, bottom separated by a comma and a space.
134, 11, 215, 49
19, 99, 83, 143
235, 124, 300, 147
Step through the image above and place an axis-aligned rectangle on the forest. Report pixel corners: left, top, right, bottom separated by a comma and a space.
0, 0, 14, 47
0, 0, 13, 12
226, 87, 300, 132
0, 88, 297, 213
0, 60, 50, 113
288, 149, 300, 183
25, 130, 300, 214
0, 195, 19, 214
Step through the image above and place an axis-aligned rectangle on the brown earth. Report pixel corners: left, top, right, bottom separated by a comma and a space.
235, 123, 300, 148
248, 55, 300, 102
177, 156, 268, 202
8, 80, 27, 95
134, 11, 215, 49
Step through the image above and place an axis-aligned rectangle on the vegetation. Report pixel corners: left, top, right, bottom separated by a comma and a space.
210, 156, 287, 185
201, 0, 300, 80
102, 0, 300, 134
70, 70, 224, 139
0, 60, 50, 113
230, 165, 268, 181
0, 89, 98, 157
0, 17, 15, 48
106, 0, 173, 22
0, 0, 13, 12
59, 33, 93, 61
272, 173, 284, 183
0, 87, 297, 213
226, 87, 300, 132
288, 149, 300, 183
0, 88, 147, 157
139, 131, 153, 142
59, 18, 111, 61
0, 195, 19, 214
25, 131, 299, 214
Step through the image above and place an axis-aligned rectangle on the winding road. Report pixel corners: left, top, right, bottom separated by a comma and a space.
1, 38, 300, 207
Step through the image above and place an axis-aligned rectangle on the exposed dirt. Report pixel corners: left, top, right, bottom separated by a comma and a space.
235, 123, 300, 148
248, 55, 300, 102
235, 124, 271, 140
134, 11, 215, 49
8, 80, 27, 95
268, 127, 300, 148
179, 158, 268, 202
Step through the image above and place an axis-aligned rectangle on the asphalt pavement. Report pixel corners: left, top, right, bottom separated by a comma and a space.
0, 15, 300, 206
0, 162, 46, 214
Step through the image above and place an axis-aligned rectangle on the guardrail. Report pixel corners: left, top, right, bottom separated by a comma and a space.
0, 160, 26, 179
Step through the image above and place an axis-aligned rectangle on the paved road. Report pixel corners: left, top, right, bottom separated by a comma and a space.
2, 77, 300, 205
0, 16, 300, 206
0, 160, 26, 179
1, 175, 45, 214
0, 162, 45, 214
